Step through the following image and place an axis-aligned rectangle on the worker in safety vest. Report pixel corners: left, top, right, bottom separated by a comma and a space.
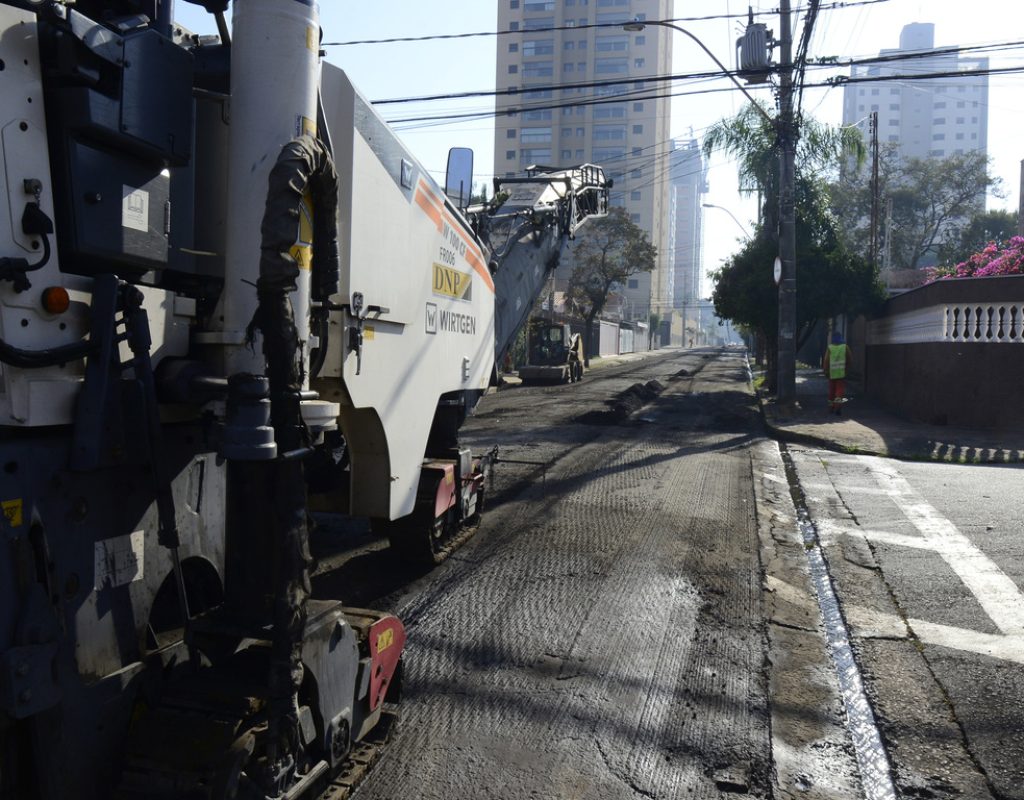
822, 330, 851, 416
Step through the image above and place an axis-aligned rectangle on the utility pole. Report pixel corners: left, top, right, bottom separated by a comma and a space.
869, 111, 879, 269
776, 0, 797, 403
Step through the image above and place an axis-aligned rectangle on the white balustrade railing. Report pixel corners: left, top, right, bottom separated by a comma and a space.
868, 302, 1024, 345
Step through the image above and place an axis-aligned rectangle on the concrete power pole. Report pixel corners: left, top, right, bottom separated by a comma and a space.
776, 0, 797, 403
869, 111, 879, 269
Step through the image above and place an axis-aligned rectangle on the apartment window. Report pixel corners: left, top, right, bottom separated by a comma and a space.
632, 124, 643, 134
592, 146, 625, 161
510, 0, 519, 6
889, 103, 899, 110
576, 127, 585, 137
634, 13, 646, 20
597, 0, 628, 5
509, 43, 519, 53
561, 149, 572, 159
956, 116, 965, 124
562, 107, 573, 116
888, 118, 898, 126
566, 0, 575, 4
971, 133, 977, 139
634, 80, 645, 89
627, 279, 639, 289
596, 11, 630, 23
564, 63, 574, 72
523, 87, 553, 100
630, 214, 640, 224
520, 148, 552, 162
635, 35, 646, 45
564, 41, 575, 50
595, 35, 629, 52
578, 18, 587, 25
523, 39, 554, 55
870, 104, 878, 111
958, 86, 966, 93
521, 127, 552, 143
955, 132, 964, 140
578, 40, 587, 49
631, 147, 641, 156
609, 192, 625, 206
577, 62, 586, 71
593, 104, 626, 119
870, 88, 879, 96
957, 101, 966, 108
506, 150, 516, 159
507, 129, 517, 138
565, 19, 576, 26
971, 116, 978, 123
575, 149, 584, 159
888, 135, 898, 142
634, 57, 645, 68
576, 106, 584, 115
631, 168, 642, 178
508, 65, 518, 74
595, 57, 628, 74
524, 109, 552, 120
633, 102, 644, 112
523, 17, 554, 30
890, 88, 899, 95
593, 124, 626, 141
935, 101, 946, 108
505, 172, 515, 177
858, 105, 864, 111
509, 22, 519, 30
930, 149, 944, 156
524, 1, 555, 10
561, 127, 572, 137
522, 61, 553, 77
630, 190, 641, 200
932, 133, 945, 140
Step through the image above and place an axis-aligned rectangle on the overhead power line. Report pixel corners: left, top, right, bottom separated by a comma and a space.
324, 0, 891, 48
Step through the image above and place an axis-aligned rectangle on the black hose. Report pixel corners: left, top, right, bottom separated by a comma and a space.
0, 336, 93, 369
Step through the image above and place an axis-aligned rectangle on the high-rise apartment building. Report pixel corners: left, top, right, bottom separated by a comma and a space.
493, 0, 674, 320
842, 23, 989, 163
668, 139, 707, 309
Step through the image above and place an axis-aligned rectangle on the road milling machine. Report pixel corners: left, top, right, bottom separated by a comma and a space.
0, 1, 608, 798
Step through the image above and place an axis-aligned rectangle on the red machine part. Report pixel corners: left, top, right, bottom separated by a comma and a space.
367, 615, 406, 710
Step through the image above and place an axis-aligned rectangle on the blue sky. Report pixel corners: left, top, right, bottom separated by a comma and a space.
175, 1, 1024, 293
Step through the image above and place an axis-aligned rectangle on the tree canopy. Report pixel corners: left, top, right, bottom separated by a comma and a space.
831, 147, 1000, 270
566, 207, 656, 361
711, 177, 885, 356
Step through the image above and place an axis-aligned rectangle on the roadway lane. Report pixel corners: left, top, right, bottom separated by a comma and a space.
790, 447, 1024, 799
351, 349, 773, 799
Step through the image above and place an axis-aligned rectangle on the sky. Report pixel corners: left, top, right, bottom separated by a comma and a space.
174, 1, 1024, 298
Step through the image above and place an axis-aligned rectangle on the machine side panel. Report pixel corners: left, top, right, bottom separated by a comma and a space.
319, 65, 495, 520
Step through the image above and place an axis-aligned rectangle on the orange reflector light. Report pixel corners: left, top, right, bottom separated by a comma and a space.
41, 286, 70, 315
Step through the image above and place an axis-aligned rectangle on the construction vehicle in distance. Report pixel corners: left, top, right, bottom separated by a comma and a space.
0, 1, 608, 798
518, 321, 585, 385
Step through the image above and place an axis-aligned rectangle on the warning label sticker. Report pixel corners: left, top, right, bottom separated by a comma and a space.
94, 530, 145, 591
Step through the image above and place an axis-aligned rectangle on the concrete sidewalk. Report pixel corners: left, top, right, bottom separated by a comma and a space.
759, 367, 1024, 463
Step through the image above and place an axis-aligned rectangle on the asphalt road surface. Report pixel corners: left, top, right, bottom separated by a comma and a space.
790, 447, 1024, 799
347, 348, 773, 799
309, 346, 1024, 800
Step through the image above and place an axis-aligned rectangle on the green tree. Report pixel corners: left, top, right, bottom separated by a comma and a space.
937, 209, 1019, 267
832, 147, 1000, 270
566, 207, 656, 364
703, 101, 865, 233
712, 178, 885, 377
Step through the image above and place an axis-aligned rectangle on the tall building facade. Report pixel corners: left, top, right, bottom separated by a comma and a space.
842, 23, 989, 163
668, 138, 707, 309
493, 0, 674, 320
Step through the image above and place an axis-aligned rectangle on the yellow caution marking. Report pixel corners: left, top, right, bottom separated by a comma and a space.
376, 627, 394, 653
363, 325, 375, 341
2, 499, 23, 528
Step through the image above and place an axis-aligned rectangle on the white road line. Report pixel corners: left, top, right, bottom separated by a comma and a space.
864, 460, 1024, 638
817, 520, 938, 551
844, 605, 1024, 665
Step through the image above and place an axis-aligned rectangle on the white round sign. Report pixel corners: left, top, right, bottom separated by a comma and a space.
773, 256, 782, 285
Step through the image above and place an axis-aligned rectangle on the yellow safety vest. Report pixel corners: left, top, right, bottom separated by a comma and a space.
827, 344, 848, 379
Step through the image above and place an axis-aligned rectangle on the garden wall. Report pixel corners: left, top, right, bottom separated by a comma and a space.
865, 275, 1024, 429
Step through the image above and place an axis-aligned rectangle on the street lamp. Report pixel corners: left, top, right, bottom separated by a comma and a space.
622, 20, 773, 125
702, 203, 752, 240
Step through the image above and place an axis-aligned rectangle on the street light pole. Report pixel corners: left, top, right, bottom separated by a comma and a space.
623, 21, 773, 126
702, 203, 752, 240
776, 0, 797, 403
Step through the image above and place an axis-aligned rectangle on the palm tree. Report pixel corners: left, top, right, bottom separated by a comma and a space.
702, 101, 865, 237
